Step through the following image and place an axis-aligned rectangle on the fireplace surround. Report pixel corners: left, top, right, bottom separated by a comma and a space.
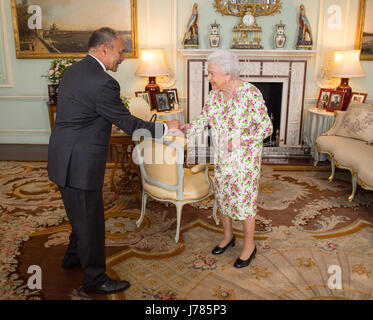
180, 49, 316, 148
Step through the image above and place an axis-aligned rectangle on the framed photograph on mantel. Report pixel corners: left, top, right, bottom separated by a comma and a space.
154, 92, 171, 112
349, 92, 368, 106
11, 0, 138, 59
356, 0, 373, 60
135, 91, 152, 109
316, 88, 332, 110
163, 88, 179, 108
326, 90, 345, 112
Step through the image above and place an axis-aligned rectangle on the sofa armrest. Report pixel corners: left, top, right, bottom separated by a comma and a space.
321, 110, 346, 136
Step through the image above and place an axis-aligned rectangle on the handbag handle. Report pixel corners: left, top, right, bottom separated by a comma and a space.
149, 114, 157, 123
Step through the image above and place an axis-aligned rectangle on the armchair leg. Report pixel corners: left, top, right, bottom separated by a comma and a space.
348, 172, 358, 202
136, 191, 148, 227
174, 202, 184, 243
212, 197, 219, 225
328, 158, 335, 182
313, 149, 319, 167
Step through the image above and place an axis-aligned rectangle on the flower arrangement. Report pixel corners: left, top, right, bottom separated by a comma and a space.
121, 95, 130, 109
43, 58, 77, 84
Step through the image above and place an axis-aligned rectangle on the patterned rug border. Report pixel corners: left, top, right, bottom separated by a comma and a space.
30, 202, 129, 237
311, 219, 373, 239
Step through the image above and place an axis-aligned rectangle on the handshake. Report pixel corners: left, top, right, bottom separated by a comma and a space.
166, 120, 191, 134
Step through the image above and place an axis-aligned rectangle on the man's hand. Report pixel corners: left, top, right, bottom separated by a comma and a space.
167, 120, 181, 130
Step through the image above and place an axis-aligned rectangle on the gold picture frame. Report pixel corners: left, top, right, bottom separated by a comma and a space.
356, 0, 373, 60
11, 0, 138, 59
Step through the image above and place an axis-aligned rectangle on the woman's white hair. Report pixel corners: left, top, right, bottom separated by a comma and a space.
207, 49, 240, 79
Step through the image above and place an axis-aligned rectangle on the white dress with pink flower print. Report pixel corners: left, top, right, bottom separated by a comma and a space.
187, 82, 273, 220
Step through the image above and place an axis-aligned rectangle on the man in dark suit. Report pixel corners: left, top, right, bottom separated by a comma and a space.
47, 27, 179, 295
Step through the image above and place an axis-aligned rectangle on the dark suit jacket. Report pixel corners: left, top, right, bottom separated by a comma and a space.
47, 55, 163, 191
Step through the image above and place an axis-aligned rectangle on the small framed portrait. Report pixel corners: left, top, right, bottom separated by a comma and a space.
154, 92, 171, 112
163, 88, 179, 107
316, 88, 332, 110
326, 90, 345, 112
135, 91, 152, 108
349, 92, 368, 105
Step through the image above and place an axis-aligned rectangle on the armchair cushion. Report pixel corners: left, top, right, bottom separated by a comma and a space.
334, 102, 373, 142
143, 170, 211, 201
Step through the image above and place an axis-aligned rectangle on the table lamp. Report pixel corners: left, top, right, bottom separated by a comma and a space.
330, 49, 365, 109
135, 49, 169, 94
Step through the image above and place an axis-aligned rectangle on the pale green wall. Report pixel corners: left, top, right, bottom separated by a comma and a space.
0, 0, 372, 144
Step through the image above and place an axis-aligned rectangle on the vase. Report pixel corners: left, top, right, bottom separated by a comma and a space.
48, 84, 59, 105
274, 21, 286, 49
209, 21, 221, 48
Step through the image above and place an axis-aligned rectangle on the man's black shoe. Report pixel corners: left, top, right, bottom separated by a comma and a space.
61, 253, 80, 270
83, 278, 130, 294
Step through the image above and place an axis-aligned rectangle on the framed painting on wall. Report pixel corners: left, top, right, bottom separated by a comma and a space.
356, 0, 373, 60
11, 0, 138, 59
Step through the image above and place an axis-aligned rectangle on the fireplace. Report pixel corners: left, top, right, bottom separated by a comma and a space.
251, 82, 283, 146
180, 49, 316, 148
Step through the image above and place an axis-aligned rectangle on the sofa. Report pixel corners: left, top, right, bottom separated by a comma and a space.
314, 101, 373, 201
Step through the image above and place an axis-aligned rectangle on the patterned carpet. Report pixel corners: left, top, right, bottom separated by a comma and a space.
0, 161, 372, 300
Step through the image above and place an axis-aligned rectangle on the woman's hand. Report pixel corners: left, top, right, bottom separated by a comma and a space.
179, 123, 191, 133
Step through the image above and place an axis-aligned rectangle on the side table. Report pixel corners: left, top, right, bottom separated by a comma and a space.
303, 107, 335, 161
47, 102, 56, 129
109, 131, 141, 202
152, 108, 185, 123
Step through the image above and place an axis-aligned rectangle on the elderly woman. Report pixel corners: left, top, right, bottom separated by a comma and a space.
181, 50, 272, 268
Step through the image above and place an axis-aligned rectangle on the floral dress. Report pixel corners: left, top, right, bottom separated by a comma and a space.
187, 82, 273, 220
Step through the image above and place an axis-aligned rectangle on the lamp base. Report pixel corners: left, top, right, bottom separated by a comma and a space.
336, 78, 351, 110
145, 76, 160, 93
145, 77, 161, 110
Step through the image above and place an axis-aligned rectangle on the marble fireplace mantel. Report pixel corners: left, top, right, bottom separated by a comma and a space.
179, 49, 317, 147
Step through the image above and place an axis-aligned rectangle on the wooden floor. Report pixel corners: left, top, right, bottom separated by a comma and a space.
262, 157, 316, 165
0, 144, 49, 161
0, 144, 326, 166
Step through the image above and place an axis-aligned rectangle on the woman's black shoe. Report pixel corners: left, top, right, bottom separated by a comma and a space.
234, 246, 257, 268
212, 236, 235, 255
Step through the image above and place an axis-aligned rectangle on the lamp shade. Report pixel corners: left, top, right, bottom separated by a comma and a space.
135, 49, 169, 76
331, 50, 365, 78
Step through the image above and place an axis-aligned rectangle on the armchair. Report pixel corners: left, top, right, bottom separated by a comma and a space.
132, 136, 218, 242
128, 97, 153, 121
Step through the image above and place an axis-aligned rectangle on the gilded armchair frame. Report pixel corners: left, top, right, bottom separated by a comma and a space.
133, 137, 218, 243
